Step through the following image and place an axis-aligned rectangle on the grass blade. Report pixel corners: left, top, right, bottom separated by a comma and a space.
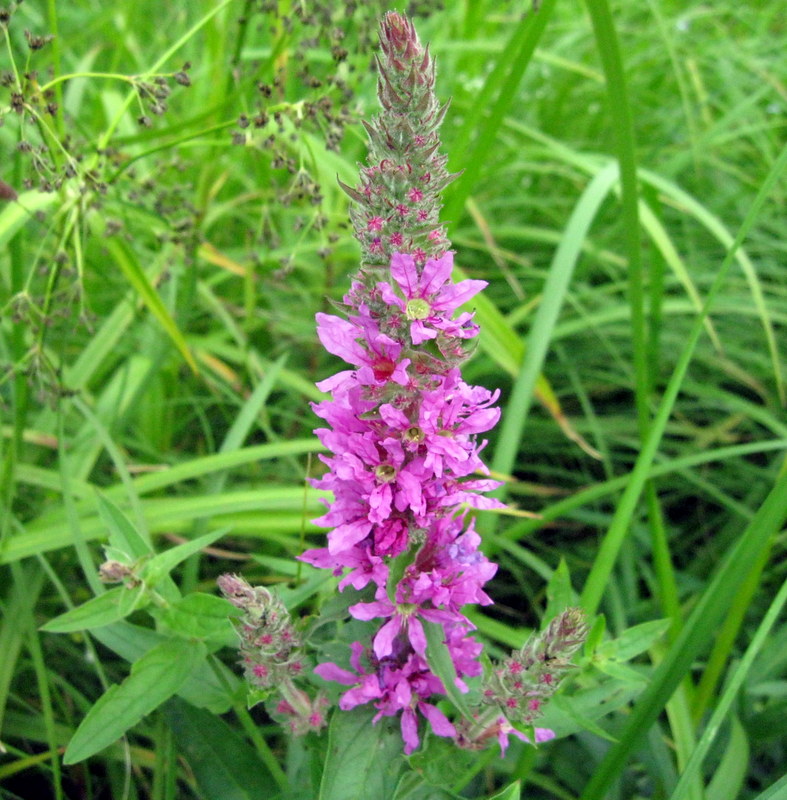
579, 463, 787, 799
668, 573, 787, 800
489, 162, 619, 504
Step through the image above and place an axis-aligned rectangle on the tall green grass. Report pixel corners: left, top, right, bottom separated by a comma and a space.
1, 1, 785, 798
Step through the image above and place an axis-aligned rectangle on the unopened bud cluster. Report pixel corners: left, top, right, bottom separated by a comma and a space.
339, 12, 457, 274
483, 608, 588, 726
217, 573, 303, 690
218, 573, 328, 735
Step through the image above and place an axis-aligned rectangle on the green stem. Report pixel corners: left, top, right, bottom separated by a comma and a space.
37, 71, 139, 93
94, 0, 235, 155
45, 0, 64, 138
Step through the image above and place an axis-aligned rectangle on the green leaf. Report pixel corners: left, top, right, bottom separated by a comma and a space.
392, 772, 457, 800
544, 559, 575, 625
63, 638, 206, 764
585, 614, 606, 656
0, 190, 57, 250
594, 661, 649, 684
141, 528, 228, 587
104, 236, 199, 373
92, 621, 237, 714
422, 620, 473, 720
538, 681, 642, 739
488, 782, 521, 800
40, 585, 147, 633
158, 593, 236, 643
487, 162, 619, 511
579, 465, 787, 799
748, 774, 787, 800
398, 733, 475, 798
547, 696, 618, 744
319, 707, 406, 800
162, 697, 279, 800
668, 562, 787, 800
607, 618, 671, 662
706, 716, 749, 800
278, 569, 334, 610
96, 492, 152, 559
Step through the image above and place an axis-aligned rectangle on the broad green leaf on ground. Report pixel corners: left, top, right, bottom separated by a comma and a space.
398, 733, 476, 799
423, 620, 474, 719
538, 681, 643, 739
544, 559, 576, 624
391, 773, 456, 800
488, 782, 521, 800
158, 592, 236, 644
599, 619, 672, 662
96, 492, 152, 558
140, 528, 228, 586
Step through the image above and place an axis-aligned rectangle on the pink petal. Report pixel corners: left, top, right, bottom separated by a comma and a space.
315, 370, 355, 393
327, 518, 373, 554
297, 547, 337, 569
368, 482, 393, 523
418, 702, 456, 738
348, 599, 393, 620
410, 320, 437, 344
407, 616, 427, 654
389, 252, 419, 297
433, 279, 486, 311
340, 679, 382, 710
378, 281, 405, 310
379, 403, 409, 429
395, 469, 424, 514
419, 252, 454, 296
532, 728, 556, 744
313, 662, 358, 685
315, 313, 364, 364
400, 708, 420, 754
373, 616, 401, 658
459, 407, 501, 434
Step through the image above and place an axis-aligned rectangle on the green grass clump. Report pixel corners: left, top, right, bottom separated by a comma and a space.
1, 1, 785, 798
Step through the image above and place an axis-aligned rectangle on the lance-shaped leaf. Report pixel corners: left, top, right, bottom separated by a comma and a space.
64, 637, 206, 764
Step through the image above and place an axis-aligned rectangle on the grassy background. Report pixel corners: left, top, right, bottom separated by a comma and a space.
1, 1, 786, 798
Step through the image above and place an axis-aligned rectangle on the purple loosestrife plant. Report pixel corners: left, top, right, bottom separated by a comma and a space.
220, 11, 586, 758
299, 11, 503, 755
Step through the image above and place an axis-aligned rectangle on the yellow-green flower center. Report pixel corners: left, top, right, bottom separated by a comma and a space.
375, 464, 397, 482
405, 298, 430, 320
402, 425, 425, 444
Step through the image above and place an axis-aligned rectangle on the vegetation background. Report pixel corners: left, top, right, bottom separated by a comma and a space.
1, 0, 785, 798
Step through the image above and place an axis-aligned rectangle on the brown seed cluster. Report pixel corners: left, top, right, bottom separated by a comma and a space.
0, 2, 446, 410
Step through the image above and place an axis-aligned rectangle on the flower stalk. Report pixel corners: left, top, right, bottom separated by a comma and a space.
299, 11, 505, 754
219, 11, 587, 756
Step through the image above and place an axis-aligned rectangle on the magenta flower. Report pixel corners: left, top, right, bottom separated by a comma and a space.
379, 252, 487, 344
217, 10, 586, 758
314, 643, 457, 754
298, 10, 509, 753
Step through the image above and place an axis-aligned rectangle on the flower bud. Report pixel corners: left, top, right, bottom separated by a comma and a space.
482, 608, 588, 726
